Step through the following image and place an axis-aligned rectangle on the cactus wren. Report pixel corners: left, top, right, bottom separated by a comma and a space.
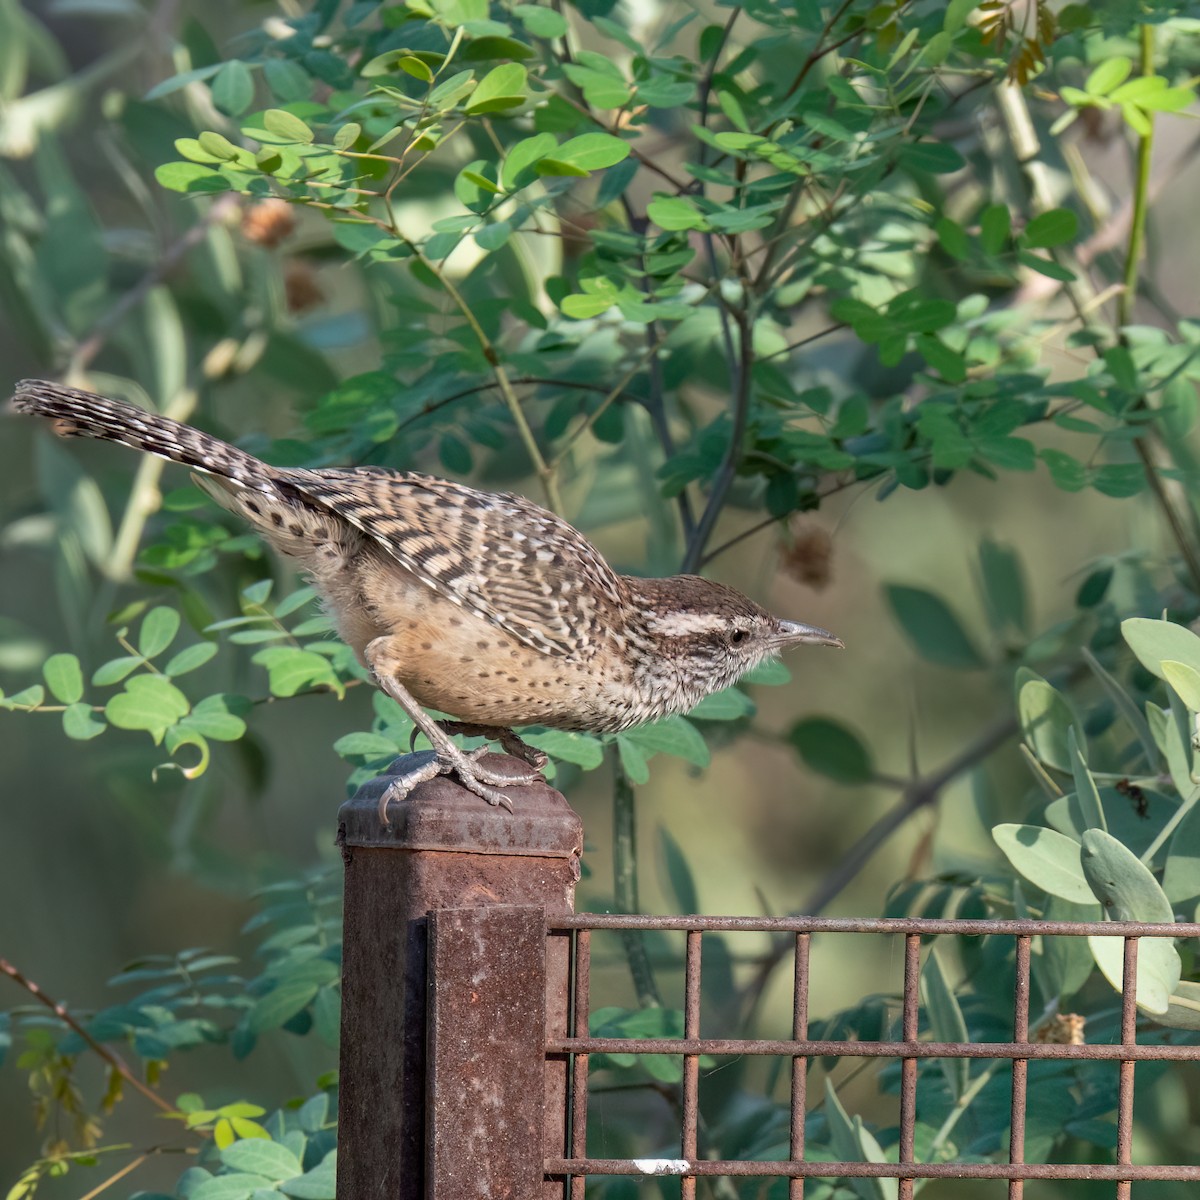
13, 380, 843, 815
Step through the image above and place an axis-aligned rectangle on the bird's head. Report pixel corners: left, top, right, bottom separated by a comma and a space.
623, 575, 843, 715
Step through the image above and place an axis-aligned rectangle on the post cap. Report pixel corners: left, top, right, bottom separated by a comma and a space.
337, 751, 584, 858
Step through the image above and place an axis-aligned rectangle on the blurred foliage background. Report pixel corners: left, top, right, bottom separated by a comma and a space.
6, 0, 1200, 1195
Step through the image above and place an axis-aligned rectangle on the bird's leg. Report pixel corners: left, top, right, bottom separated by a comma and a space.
367, 636, 543, 819
432, 721, 549, 769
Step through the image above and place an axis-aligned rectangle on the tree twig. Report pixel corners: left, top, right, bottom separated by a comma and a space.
681, 303, 755, 572
67, 194, 241, 378
733, 712, 1017, 1026
0, 957, 183, 1120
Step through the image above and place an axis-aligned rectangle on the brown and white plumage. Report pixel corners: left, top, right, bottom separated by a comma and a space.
12, 380, 842, 810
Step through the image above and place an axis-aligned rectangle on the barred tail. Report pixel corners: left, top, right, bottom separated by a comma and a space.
11, 380, 271, 488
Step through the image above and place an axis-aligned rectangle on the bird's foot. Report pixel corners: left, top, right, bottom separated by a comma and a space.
377, 745, 543, 824
434, 721, 550, 770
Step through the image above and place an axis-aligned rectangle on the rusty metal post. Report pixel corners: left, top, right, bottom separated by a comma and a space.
335, 751, 584, 1200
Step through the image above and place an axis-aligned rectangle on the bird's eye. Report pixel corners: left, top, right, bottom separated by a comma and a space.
730, 630, 746, 645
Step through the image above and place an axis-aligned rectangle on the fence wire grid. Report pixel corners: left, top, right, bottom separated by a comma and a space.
545, 915, 1200, 1198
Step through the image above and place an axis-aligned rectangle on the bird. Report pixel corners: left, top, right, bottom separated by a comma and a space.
12, 380, 843, 817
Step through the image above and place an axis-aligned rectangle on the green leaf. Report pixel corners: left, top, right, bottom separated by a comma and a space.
248, 981, 319, 1033
179, 694, 248, 741
822, 1079, 896, 1200
333, 731, 402, 758
523, 729, 605, 769
264, 59, 311, 102
1146, 702, 1193, 797
1092, 463, 1145, 498
1041, 448, 1087, 491
897, 140, 964, 174
884, 584, 985, 669
1159, 980, 1200, 1031
1122, 617, 1200, 681
155, 162, 227, 194
144, 64, 223, 100
921, 949, 969, 1099
312, 987, 341, 1049
561, 62, 630, 109
190, 1174, 273, 1200
212, 61, 255, 116
624, 715, 710, 767
43, 652, 83, 703
1067, 728, 1106, 833
647, 196, 708, 231
333, 122, 361, 151
1162, 660, 1200, 712
1163, 799, 1200, 906
62, 703, 105, 741
992, 824, 1095, 903
0, 684, 44, 710
252, 647, 341, 697
464, 63, 527, 114
164, 642, 219, 677
1081, 829, 1181, 1014
1018, 677, 1082, 774
220, 1140, 304, 1181
1081, 646, 1158, 769
281, 1151, 337, 1199
658, 826, 699, 914
788, 718, 872, 783
1016, 251, 1076, 282
514, 4, 567, 37
549, 131, 629, 171
616, 735, 649, 784
688, 688, 754, 721
935, 217, 969, 261
1042, 896, 1102, 999
92, 656, 143, 685
1086, 56, 1132, 97
743, 660, 790, 685
400, 56, 435, 82
139, 607, 181, 658
198, 131, 240, 161
502, 133, 556, 188
1023, 208, 1078, 249
262, 109, 314, 144
978, 538, 1027, 634
104, 675, 191, 743
979, 204, 1010, 255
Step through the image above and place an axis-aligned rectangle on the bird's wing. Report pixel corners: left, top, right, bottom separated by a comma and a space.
285, 468, 625, 658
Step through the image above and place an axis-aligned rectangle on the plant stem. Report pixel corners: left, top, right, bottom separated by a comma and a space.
613, 759, 662, 1008
682, 303, 755, 572
1119, 24, 1155, 329
0, 957, 186, 1121
402, 238, 563, 514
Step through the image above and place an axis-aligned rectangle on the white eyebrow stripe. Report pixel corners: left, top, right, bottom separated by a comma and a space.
644, 612, 731, 637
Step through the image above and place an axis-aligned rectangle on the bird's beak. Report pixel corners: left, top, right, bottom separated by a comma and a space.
777, 619, 844, 649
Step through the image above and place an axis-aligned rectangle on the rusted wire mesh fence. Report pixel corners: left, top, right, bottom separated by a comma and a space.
549, 915, 1200, 1197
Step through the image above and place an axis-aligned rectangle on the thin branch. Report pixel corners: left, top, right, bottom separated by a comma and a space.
802, 713, 1018, 916
733, 712, 1017, 1026
781, 0, 862, 103
612, 762, 663, 1010
1118, 24, 1156, 329
0, 957, 183, 1121
399, 236, 563, 513
391, 375, 651, 442
67, 194, 241, 377
681, 303, 755, 572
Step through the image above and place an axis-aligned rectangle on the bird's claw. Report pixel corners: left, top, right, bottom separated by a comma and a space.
429, 720, 549, 770
377, 746, 543, 824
